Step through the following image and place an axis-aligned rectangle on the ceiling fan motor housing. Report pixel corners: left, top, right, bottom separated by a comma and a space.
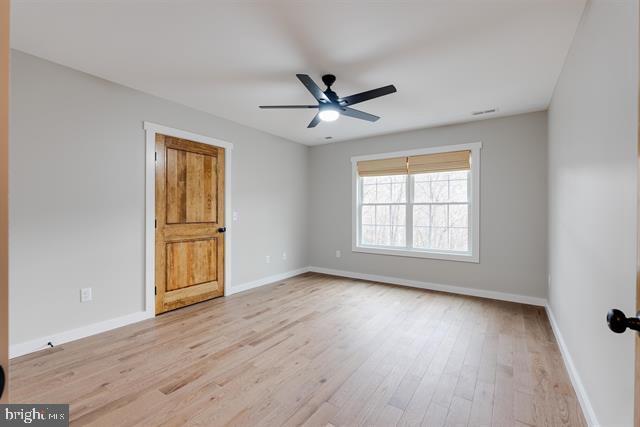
321, 75, 339, 102
321, 74, 336, 88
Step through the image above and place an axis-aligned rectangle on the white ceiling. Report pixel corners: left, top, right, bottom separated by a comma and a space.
11, 0, 585, 146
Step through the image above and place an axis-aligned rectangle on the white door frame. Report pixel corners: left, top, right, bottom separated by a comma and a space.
143, 122, 234, 317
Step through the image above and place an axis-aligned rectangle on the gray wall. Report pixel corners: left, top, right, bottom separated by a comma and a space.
309, 111, 548, 298
9, 51, 309, 344
547, 1, 638, 425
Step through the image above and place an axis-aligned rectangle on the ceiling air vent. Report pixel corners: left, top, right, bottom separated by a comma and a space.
472, 108, 498, 116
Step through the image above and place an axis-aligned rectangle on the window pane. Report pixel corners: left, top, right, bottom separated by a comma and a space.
376, 183, 392, 203
390, 205, 406, 226
362, 225, 376, 245
413, 205, 429, 227
362, 176, 377, 185
414, 226, 427, 248
391, 183, 406, 203
376, 225, 391, 246
362, 184, 376, 204
413, 181, 429, 203
448, 171, 468, 180
449, 204, 468, 227
361, 204, 405, 247
376, 205, 390, 225
430, 205, 448, 227
429, 180, 448, 202
429, 227, 449, 250
390, 225, 406, 246
362, 205, 375, 225
412, 204, 469, 252
361, 176, 407, 204
412, 171, 469, 204
450, 228, 469, 251
449, 179, 468, 202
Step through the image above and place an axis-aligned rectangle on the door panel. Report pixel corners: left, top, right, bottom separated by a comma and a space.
156, 134, 225, 314
165, 148, 218, 224
166, 238, 217, 291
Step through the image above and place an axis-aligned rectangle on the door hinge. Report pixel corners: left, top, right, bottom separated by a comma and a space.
155, 152, 158, 162
155, 219, 157, 228
155, 286, 157, 296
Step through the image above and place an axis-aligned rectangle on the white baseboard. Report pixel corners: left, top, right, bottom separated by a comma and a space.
308, 266, 547, 306
10, 268, 311, 359
10, 310, 152, 359
545, 304, 599, 427
9, 266, 547, 359
227, 267, 311, 295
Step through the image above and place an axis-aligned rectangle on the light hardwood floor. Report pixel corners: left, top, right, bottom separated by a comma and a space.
10, 273, 586, 426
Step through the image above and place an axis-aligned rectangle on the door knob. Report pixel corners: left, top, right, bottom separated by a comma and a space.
0, 364, 4, 399
607, 308, 640, 333
217, 227, 226, 233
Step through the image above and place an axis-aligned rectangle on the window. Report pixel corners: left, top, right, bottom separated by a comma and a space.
352, 143, 481, 262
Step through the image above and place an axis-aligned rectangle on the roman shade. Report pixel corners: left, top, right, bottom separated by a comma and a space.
407, 150, 471, 174
357, 156, 408, 177
357, 150, 471, 177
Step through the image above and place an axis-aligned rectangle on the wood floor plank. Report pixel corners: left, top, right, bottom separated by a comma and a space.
9, 273, 587, 426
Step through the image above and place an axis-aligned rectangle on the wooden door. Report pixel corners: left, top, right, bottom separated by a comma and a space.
155, 134, 225, 314
0, 0, 9, 403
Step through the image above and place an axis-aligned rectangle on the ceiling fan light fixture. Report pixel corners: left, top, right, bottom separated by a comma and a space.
318, 106, 340, 122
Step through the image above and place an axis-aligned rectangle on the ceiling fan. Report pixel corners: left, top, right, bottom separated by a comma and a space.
259, 74, 397, 128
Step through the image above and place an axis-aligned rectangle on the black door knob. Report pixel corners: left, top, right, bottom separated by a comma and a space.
607, 308, 640, 333
217, 227, 226, 233
0, 364, 4, 399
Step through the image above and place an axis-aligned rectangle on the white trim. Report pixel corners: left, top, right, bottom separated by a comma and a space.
352, 246, 477, 262
9, 267, 552, 360
10, 311, 152, 359
144, 121, 234, 317
226, 267, 311, 296
143, 122, 234, 151
308, 266, 546, 306
545, 304, 600, 427
9, 268, 310, 358
351, 142, 481, 263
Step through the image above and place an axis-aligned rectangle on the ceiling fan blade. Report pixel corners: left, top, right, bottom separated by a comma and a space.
339, 85, 397, 106
340, 107, 380, 122
307, 113, 321, 128
296, 74, 330, 103
259, 105, 317, 109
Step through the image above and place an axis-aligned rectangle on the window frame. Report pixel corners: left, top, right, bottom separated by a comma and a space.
351, 142, 481, 263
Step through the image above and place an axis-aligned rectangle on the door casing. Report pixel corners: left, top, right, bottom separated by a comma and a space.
144, 122, 233, 317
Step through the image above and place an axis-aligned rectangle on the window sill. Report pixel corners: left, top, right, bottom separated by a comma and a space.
352, 245, 479, 263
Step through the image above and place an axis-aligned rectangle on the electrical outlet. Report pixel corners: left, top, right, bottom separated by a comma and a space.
282, 252, 287, 261
80, 287, 92, 302
336, 250, 342, 258
266, 255, 271, 264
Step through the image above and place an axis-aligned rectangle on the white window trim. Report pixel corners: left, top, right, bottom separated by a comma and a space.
351, 142, 481, 263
